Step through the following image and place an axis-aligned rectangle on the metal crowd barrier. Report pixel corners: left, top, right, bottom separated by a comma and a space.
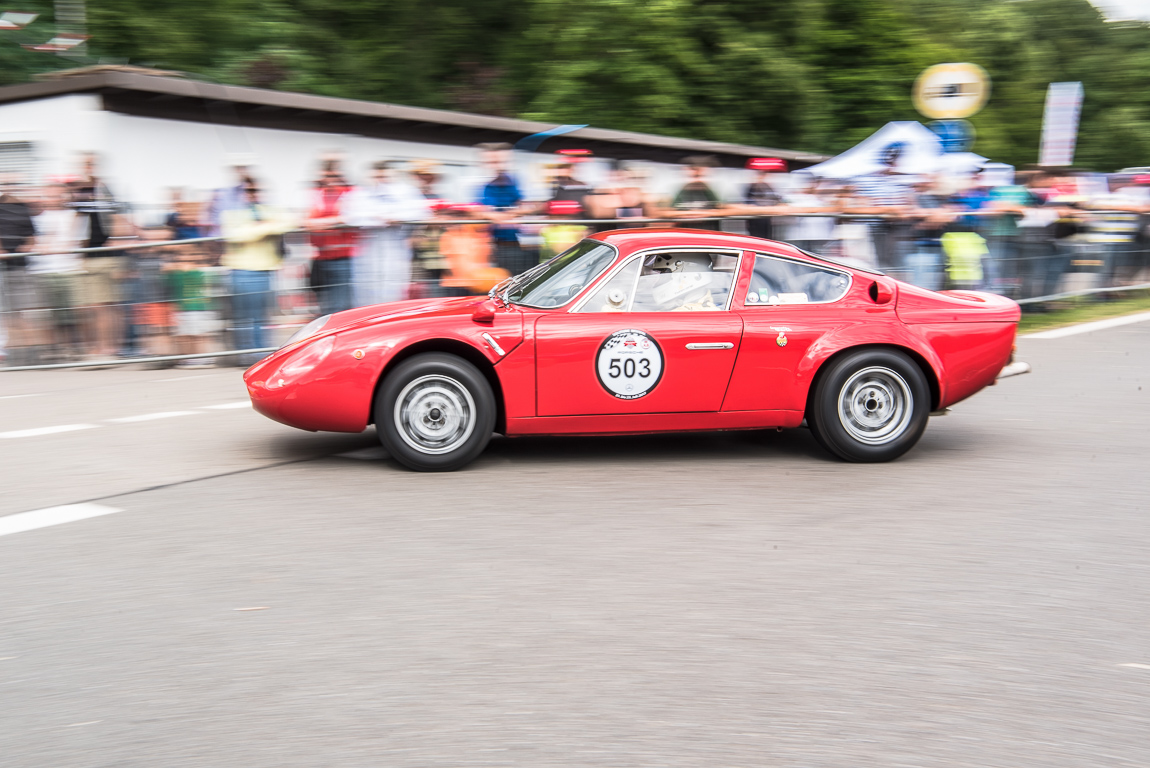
1, 212, 1147, 371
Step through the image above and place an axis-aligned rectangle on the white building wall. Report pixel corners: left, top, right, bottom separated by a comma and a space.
0, 95, 761, 219
0, 94, 109, 183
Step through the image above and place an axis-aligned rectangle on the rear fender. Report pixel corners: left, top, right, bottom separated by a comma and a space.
797, 326, 946, 411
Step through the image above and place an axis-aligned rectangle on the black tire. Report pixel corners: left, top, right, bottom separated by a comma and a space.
808, 348, 930, 462
375, 353, 496, 472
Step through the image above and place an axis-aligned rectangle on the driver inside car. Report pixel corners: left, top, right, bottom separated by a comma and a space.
638, 253, 720, 312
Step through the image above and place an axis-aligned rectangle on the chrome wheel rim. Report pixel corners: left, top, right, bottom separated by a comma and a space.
837, 366, 913, 445
394, 375, 476, 455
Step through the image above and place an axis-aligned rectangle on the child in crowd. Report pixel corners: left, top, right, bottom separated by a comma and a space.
164, 244, 218, 368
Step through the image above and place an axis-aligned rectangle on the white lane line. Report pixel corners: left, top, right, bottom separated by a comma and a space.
0, 424, 97, 439
337, 446, 389, 460
1025, 311, 1150, 339
109, 411, 199, 423
201, 401, 251, 410
157, 374, 226, 383
1119, 663, 1150, 670
0, 393, 42, 400
0, 503, 122, 537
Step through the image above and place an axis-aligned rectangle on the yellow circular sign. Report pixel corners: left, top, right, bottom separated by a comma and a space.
913, 63, 990, 120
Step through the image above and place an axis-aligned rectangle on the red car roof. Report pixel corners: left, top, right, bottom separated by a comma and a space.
590, 228, 805, 256
588, 228, 877, 275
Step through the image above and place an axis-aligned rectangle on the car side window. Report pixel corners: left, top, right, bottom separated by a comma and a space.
746, 254, 850, 305
630, 251, 739, 312
576, 258, 641, 313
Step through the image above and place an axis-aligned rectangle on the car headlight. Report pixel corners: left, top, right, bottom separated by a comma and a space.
267, 335, 335, 389
282, 314, 331, 348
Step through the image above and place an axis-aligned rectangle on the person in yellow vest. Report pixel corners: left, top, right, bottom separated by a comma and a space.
221, 181, 293, 362
539, 199, 588, 262
941, 229, 987, 290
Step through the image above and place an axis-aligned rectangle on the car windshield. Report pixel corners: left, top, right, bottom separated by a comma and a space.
507, 240, 618, 308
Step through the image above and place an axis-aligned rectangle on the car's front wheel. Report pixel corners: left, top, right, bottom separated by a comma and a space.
375, 353, 495, 471
808, 349, 930, 462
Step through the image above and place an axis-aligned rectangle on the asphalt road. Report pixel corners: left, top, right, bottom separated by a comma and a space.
1, 322, 1148, 767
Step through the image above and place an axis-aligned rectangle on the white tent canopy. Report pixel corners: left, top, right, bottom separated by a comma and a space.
801, 121, 988, 180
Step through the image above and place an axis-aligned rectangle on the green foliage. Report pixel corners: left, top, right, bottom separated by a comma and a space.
5, 0, 1149, 170
0, 1, 69, 85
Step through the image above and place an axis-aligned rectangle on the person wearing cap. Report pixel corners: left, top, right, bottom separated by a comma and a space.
207, 154, 257, 239
304, 157, 356, 315
740, 157, 788, 240
540, 199, 589, 261
851, 142, 915, 269
343, 160, 431, 306
548, 159, 592, 215
221, 180, 294, 363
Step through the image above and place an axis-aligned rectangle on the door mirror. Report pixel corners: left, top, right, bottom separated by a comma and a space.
472, 298, 497, 325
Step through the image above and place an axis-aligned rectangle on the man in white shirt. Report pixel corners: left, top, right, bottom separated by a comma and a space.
31, 184, 89, 357
343, 161, 431, 306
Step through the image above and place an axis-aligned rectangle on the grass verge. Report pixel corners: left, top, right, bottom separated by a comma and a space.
1018, 290, 1150, 334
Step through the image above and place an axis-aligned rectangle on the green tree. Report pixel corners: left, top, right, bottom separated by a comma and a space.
14, 0, 1133, 171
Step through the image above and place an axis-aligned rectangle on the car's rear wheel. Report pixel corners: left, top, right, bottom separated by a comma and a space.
375, 353, 495, 471
808, 349, 929, 462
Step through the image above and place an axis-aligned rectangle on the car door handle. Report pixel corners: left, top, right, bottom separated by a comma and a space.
685, 342, 734, 350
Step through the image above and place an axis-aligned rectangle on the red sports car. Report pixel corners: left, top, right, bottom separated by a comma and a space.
245, 229, 1026, 471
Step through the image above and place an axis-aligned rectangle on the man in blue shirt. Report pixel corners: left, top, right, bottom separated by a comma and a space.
475, 143, 530, 275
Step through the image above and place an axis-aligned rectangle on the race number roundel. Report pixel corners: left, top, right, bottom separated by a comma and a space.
596, 329, 664, 400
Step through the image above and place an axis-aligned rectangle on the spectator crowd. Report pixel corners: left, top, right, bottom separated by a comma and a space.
1, 144, 1149, 367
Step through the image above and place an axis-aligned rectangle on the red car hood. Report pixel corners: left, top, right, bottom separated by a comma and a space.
324, 296, 484, 332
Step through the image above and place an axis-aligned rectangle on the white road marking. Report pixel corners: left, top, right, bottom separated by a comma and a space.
109, 411, 199, 423
1119, 663, 1150, 670
234, 607, 270, 611
1025, 311, 1150, 339
65, 721, 102, 727
0, 393, 41, 400
157, 373, 226, 382
337, 446, 389, 460
0, 401, 249, 441
0, 503, 122, 537
201, 401, 251, 410
0, 424, 97, 439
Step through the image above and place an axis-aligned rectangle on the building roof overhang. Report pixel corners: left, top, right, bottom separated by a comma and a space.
0, 69, 827, 167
